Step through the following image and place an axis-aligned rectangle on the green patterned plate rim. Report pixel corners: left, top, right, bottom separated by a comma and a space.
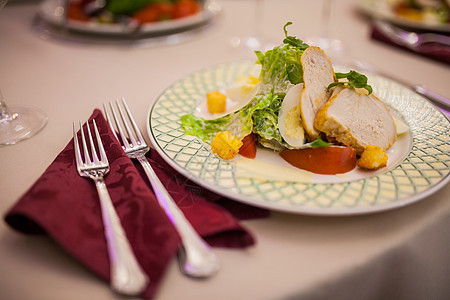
146, 61, 450, 216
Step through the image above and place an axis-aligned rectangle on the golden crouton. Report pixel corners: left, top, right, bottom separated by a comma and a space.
210, 131, 243, 160
207, 90, 227, 114
357, 145, 388, 170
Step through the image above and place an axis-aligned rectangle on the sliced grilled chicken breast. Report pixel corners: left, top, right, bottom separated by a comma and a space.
300, 46, 336, 140
314, 87, 397, 155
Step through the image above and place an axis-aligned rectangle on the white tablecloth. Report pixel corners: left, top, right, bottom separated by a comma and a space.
1, 1, 449, 299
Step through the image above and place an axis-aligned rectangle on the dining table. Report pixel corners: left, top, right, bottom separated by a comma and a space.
1, 0, 450, 299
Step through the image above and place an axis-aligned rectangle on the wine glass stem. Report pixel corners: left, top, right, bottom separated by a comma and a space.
0, 90, 15, 123
0, 89, 8, 120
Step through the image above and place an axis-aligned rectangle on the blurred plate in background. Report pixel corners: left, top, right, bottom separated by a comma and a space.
357, 0, 450, 32
39, 0, 218, 36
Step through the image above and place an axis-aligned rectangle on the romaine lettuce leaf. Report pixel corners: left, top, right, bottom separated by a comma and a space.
181, 22, 310, 151
106, 0, 169, 15
180, 113, 238, 143
181, 90, 283, 147
181, 93, 265, 143
252, 92, 282, 142
255, 22, 309, 95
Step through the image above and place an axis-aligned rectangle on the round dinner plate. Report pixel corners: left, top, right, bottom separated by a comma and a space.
39, 0, 217, 36
357, 0, 450, 32
147, 61, 450, 216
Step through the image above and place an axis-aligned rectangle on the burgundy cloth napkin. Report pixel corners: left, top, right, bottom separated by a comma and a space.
371, 26, 450, 65
4, 109, 269, 299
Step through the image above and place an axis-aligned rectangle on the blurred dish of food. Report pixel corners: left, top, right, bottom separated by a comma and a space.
68, 0, 203, 24
357, 0, 450, 32
38, 0, 217, 35
389, 0, 449, 24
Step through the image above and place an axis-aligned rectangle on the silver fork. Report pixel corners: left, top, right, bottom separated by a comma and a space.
73, 119, 149, 295
103, 98, 220, 278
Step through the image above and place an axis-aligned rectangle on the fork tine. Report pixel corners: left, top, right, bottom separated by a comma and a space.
116, 98, 138, 147
103, 103, 118, 141
80, 121, 91, 165
121, 97, 145, 144
86, 120, 100, 164
73, 122, 83, 170
109, 101, 131, 149
93, 119, 108, 164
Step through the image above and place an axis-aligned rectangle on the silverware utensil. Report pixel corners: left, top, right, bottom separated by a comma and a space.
103, 98, 220, 278
373, 19, 450, 49
73, 119, 149, 295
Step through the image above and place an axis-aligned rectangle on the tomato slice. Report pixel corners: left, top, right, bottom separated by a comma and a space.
67, 2, 90, 22
239, 133, 257, 159
173, 0, 201, 19
133, 3, 175, 23
280, 146, 356, 175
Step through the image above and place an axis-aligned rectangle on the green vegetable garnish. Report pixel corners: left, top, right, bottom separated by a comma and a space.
252, 91, 284, 144
282, 22, 309, 50
106, 0, 152, 15
255, 22, 310, 94
106, 0, 174, 15
327, 70, 373, 95
181, 90, 281, 144
309, 137, 333, 147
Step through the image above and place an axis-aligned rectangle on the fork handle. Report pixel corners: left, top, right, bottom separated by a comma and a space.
137, 155, 220, 278
94, 178, 149, 295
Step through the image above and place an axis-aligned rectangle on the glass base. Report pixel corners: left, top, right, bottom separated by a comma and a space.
0, 106, 48, 145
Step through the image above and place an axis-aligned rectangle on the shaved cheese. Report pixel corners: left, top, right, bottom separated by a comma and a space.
235, 158, 313, 183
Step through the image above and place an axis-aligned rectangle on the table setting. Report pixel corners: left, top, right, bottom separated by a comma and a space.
5, 106, 269, 298
1, 0, 450, 299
